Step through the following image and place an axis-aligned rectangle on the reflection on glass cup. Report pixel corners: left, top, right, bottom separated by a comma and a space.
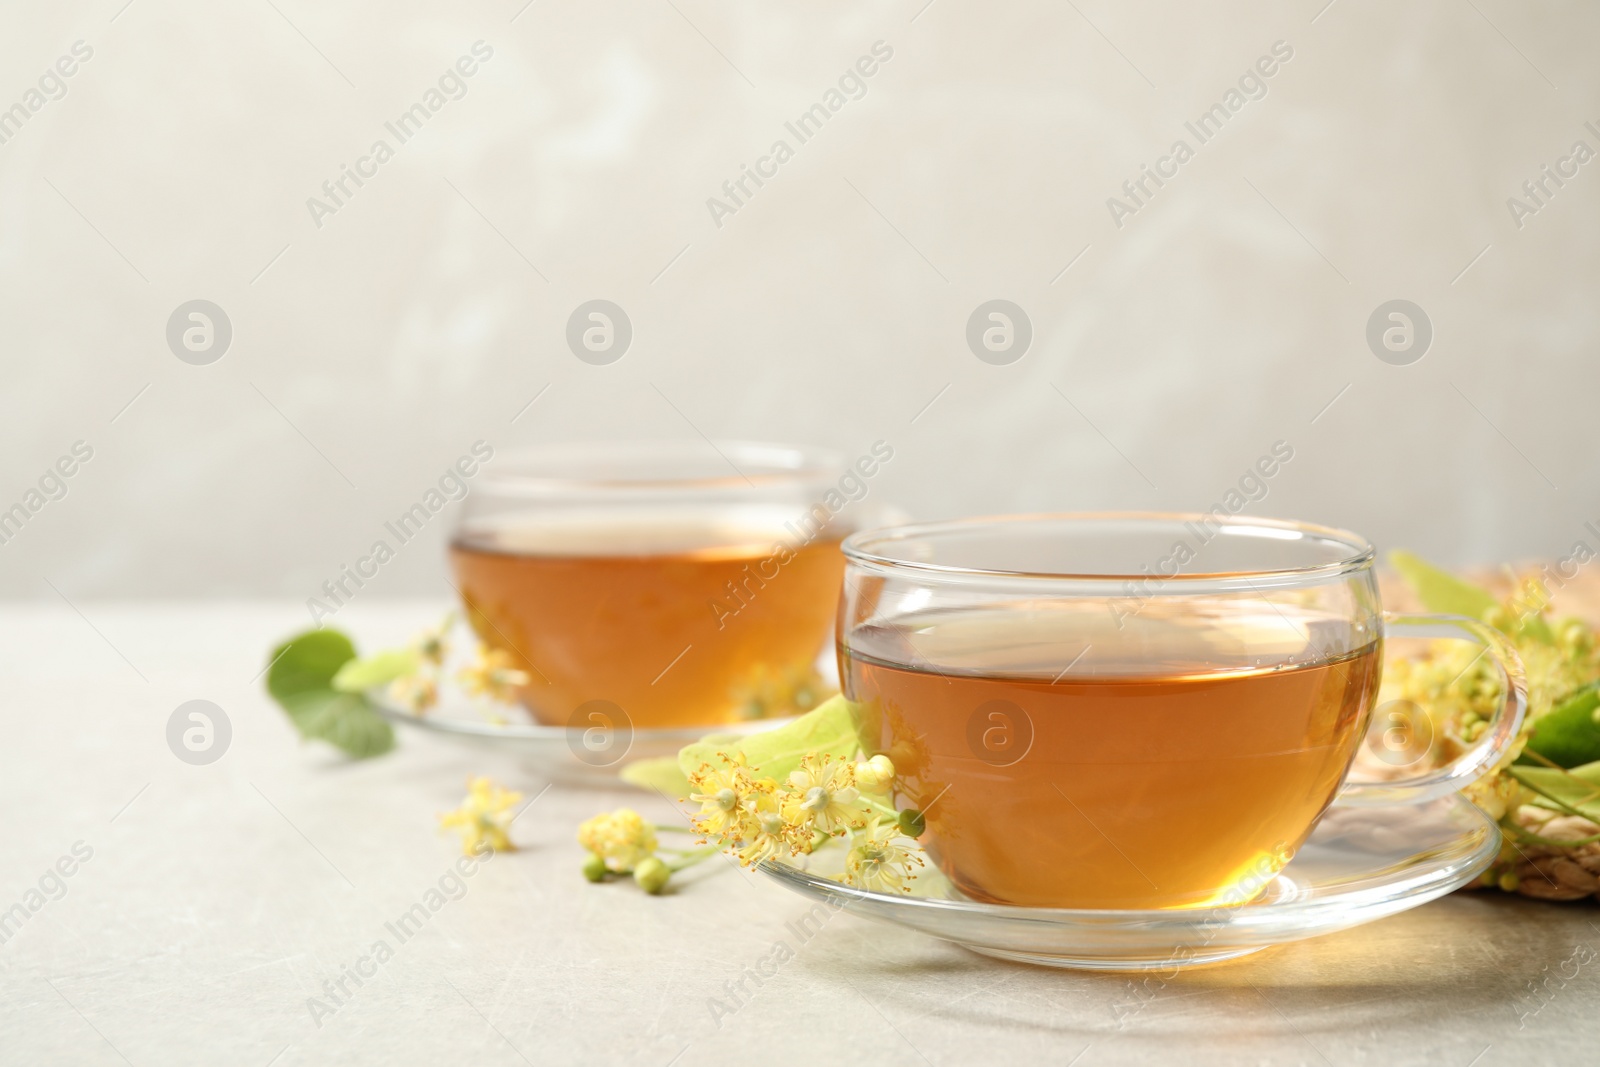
837, 513, 1526, 910
451, 441, 882, 729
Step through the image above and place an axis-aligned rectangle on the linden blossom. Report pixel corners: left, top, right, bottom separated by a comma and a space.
305, 40, 495, 229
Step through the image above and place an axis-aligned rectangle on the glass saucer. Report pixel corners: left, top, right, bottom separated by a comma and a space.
369, 690, 790, 787
756, 794, 1498, 971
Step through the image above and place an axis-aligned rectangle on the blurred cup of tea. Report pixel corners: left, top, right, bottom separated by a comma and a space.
450, 439, 896, 730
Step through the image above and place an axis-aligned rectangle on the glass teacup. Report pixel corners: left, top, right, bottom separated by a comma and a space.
451, 440, 887, 730
837, 512, 1525, 910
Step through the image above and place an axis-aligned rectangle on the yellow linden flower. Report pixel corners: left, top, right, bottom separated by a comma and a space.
412, 612, 455, 668
388, 672, 438, 714
577, 808, 659, 872
457, 645, 530, 703
844, 818, 923, 894
729, 663, 836, 720
688, 756, 765, 839
1387, 572, 1600, 775
735, 792, 792, 867
1467, 771, 1528, 823
438, 775, 522, 855
782, 755, 867, 836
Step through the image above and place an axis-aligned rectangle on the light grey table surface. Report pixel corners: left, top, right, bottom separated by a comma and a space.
3, 601, 1596, 1067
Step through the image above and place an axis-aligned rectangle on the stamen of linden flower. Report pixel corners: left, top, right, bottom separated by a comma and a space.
655, 738, 922, 892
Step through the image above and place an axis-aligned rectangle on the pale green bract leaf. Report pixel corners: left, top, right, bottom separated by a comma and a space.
676, 695, 862, 782
331, 648, 420, 692
1508, 760, 1600, 821
619, 757, 694, 800
1389, 550, 1498, 620
622, 730, 751, 798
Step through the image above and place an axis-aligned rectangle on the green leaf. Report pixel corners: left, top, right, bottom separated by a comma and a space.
676, 695, 862, 782
265, 629, 395, 759
1389, 550, 1498, 620
1523, 682, 1600, 768
280, 689, 396, 759
331, 648, 419, 692
1508, 759, 1600, 821
619, 756, 694, 799
267, 629, 358, 702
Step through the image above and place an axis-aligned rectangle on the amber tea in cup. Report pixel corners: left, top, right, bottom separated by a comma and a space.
451, 442, 868, 729
837, 514, 1525, 910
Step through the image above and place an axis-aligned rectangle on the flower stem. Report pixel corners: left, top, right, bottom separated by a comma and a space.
666, 846, 720, 872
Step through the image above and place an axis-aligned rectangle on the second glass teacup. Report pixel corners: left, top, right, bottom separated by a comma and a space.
451, 440, 885, 730
837, 512, 1525, 910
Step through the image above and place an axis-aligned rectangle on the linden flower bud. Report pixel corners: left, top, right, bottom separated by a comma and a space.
855, 754, 895, 794
582, 853, 608, 883
1558, 618, 1594, 656
897, 808, 926, 838
634, 857, 671, 894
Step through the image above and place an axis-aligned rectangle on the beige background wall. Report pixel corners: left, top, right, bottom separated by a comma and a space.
1, 0, 1596, 600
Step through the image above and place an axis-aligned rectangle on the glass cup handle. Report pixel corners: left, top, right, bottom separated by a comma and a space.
1337, 612, 1528, 807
